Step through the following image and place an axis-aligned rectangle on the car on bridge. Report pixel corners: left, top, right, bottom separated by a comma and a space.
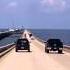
45, 39, 63, 53
15, 38, 30, 52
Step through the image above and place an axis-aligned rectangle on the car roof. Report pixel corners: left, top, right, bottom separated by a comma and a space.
17, 38, 28, 41
47, 39, 61, 42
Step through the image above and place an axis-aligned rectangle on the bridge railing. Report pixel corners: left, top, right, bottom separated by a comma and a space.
0, 43, 15, 57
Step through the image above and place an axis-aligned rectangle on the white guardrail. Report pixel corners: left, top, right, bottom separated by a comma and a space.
0, 43, 15, 57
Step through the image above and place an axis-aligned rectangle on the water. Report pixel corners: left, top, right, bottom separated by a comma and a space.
0, 34, 21, 47
29, 29, 70, 46
0, 29, 21, 47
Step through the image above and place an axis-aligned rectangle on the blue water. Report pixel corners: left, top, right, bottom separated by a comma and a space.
0, 29, 22, 47
29, 29, 70, 46
0, 34, 21, 47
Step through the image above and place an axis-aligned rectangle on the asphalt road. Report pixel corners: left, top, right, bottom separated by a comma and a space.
0, 30, 70, 70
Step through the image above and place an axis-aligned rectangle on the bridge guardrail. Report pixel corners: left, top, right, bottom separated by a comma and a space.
0, 43, 15, 57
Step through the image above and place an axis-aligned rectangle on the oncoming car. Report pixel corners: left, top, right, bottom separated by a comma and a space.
45, 39, 63, 53
15, 38, 30, 52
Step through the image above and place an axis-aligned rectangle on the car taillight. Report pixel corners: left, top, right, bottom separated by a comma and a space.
59, 48, 63, 50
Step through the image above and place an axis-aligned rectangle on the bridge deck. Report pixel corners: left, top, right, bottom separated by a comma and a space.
0, 30, 70, 70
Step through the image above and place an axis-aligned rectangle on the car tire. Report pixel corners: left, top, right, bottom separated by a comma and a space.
46, 49, 49, 53
58, 50, 62, 54
45, 48, 49, 53
16, 49, 18, 52
45, 48, 47, 52
28, 48, 30, 52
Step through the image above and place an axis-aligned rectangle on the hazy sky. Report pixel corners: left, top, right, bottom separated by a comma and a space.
0, 0, 70, 29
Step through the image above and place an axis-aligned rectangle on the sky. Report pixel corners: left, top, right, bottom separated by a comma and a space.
0, 0, 70, 29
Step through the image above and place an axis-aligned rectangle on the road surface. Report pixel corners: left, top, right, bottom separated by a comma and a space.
0, 30, 70, 70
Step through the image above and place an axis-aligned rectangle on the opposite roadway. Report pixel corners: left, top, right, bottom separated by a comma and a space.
0, 30, 70, 70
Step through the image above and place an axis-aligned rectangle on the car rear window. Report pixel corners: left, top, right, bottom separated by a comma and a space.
17, 39, 28, 44
47, 39, 61, 44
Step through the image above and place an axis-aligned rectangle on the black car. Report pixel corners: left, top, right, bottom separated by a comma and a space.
15, 38, 30, 52
45, 39, 63, 53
